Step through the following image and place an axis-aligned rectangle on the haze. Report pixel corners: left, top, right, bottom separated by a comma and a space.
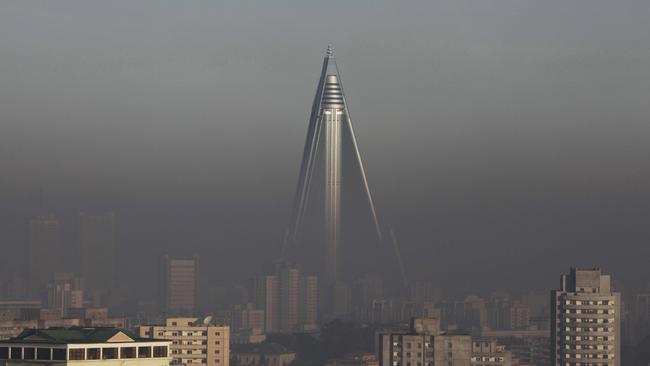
1, 0, 650, 305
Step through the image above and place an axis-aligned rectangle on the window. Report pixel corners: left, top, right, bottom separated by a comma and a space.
23, 348, 35, 360
69, 349, 85, 360
37, 348, 51, 360
138, 346, 152, 358
87, 348, 100, 360
10, 347, 21, 359
153, 346, 168, 358
0, 347, 8, 359
102, 348, 118, 359
172, 322, 177, 326
121, 347, 136, 359
52, 349, 66, 361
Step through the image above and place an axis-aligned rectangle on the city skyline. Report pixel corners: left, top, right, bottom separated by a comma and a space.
1, 0, 650, 305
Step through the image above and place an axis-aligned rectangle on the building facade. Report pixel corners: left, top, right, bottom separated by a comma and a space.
470, 338, 511, 366
249, 263, 317, 334
378, 318, 472, 366
138, 317, 229, 366
551, 268, 620, 366
161, 257, 198, 316
0, 327, 170, 366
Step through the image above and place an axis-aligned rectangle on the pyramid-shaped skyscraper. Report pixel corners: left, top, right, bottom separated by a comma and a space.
284, 46, 389, 284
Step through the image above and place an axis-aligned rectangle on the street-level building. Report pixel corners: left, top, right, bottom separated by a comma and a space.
0, 327, 170, 366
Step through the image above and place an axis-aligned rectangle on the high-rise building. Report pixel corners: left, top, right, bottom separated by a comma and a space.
79, 213, 115, 292
161, 256, 199, 316
551, 267, 621, 366
284, 46, 404, 285
249, 263, 317, 334
248, 275, 279, 333
28, 214, 62, 296
300, 275, 318, 331
138, 317, 229, 366
278, 264, 300, 333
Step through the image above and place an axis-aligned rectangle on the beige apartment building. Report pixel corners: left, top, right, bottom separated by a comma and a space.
551, 268, 621, 366
138, 318, 229, 366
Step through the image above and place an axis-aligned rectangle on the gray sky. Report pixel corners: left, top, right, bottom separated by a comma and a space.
2, 1, 650, 298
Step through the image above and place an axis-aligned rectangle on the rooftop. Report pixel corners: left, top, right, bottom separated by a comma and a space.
0, 327, 162, 344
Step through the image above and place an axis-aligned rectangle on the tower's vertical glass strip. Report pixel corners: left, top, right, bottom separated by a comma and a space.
322, 72, 345, 283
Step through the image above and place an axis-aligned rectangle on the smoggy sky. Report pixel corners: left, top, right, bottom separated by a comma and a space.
2, 1, 650, 300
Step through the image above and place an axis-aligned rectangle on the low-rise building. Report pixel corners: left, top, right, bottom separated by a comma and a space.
0, 327, 170, 366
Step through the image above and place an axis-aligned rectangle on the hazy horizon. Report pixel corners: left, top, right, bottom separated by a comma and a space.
2, 1, 650, 304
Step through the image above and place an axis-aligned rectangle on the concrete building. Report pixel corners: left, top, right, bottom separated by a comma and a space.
278, 264, 299, 333
138, 317, 229, 366
0, 327, 170, 366
161, 256, 198, 315
248, 275, 279, 334
46, 273, 84, 317
377, 318, 472, 366
470, 338, 511, 366
250, 263, 317, 334
300, 276, 318, 331
79, 213, 116, 292
28, 214, 62, 295
551, 268, 620, 366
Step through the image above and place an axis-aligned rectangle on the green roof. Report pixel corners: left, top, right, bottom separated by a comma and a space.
0, 327, 161, 345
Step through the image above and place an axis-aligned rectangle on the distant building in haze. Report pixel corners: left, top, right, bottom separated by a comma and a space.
249, 263, 317, 333
45, 272, 84, 317
79, 213, 116, 292
28, 214, 62, 296
551, 267, 620, 366
161, 256, 198, 315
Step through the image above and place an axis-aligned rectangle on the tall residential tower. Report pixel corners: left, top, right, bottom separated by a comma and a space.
551, 268, 620, 366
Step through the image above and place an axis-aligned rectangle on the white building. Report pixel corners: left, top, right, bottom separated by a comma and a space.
0, 327, 170, 366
